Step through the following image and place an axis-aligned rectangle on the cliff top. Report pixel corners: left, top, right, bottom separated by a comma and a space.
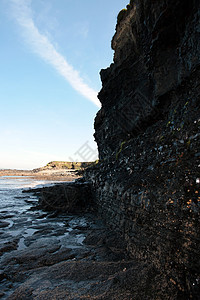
34, 161, 96, 172
116, 0, 135, 28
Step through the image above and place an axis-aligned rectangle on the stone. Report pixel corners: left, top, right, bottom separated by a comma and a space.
84, 0, 200, 298
25, 181, 93, 213
0, 221, 10, 228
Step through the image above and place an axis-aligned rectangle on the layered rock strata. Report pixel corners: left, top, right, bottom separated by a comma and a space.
85, 0, 200, 298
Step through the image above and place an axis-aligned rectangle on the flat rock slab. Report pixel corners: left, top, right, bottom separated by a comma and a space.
6, 260, 139, 300
0, 221, 10, 228
0, 209, 145, 300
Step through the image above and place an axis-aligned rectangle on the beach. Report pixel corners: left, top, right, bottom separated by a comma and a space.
0, 168, 80, 182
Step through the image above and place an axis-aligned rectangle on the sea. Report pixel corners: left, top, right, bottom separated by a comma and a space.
0, 175, 54, 212
0, 175, 90, 251
0, 176, 62, 250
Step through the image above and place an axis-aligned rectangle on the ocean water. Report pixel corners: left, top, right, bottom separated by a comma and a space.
0, 176, 57, 212
0, 176, 61, 228
0, 176, 89, 252
0, 176, 67, 250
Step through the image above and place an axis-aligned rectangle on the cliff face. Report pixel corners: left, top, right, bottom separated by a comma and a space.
95, 0, 200, 159
86, 0, 200, 298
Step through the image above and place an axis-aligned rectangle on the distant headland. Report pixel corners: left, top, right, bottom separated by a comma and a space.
0, 161, 96, 181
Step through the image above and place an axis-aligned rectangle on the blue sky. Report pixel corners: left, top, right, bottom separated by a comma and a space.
0, 0, 128, 170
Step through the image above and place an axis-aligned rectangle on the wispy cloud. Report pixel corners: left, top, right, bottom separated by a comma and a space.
10, 0, 101, 108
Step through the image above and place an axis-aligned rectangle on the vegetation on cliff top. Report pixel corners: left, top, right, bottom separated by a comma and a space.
36, 161, 96, 171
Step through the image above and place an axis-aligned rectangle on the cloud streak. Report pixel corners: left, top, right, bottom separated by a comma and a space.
10, 0, 101, 108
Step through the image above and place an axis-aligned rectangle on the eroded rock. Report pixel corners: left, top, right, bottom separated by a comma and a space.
85, 0, 200, 298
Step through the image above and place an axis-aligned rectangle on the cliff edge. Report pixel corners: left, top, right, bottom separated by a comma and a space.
85, 0, 200, 298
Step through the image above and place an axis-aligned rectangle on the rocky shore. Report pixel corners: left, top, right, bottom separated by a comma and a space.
0, 183, 141, 300
1, 0, 200, 299
24, 181, 93, 213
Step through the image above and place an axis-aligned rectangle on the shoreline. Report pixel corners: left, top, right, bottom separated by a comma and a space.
0, 178, 135, 300
0, 169, 80, 182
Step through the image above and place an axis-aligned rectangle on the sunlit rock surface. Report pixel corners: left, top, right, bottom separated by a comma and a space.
85, 0, 200, 298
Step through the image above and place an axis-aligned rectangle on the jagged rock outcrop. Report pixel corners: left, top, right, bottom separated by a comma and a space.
26, 181, 93, 212
85, 0, 200, 299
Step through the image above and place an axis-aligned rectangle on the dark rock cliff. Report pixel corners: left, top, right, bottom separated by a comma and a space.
85, 0, 200, 299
